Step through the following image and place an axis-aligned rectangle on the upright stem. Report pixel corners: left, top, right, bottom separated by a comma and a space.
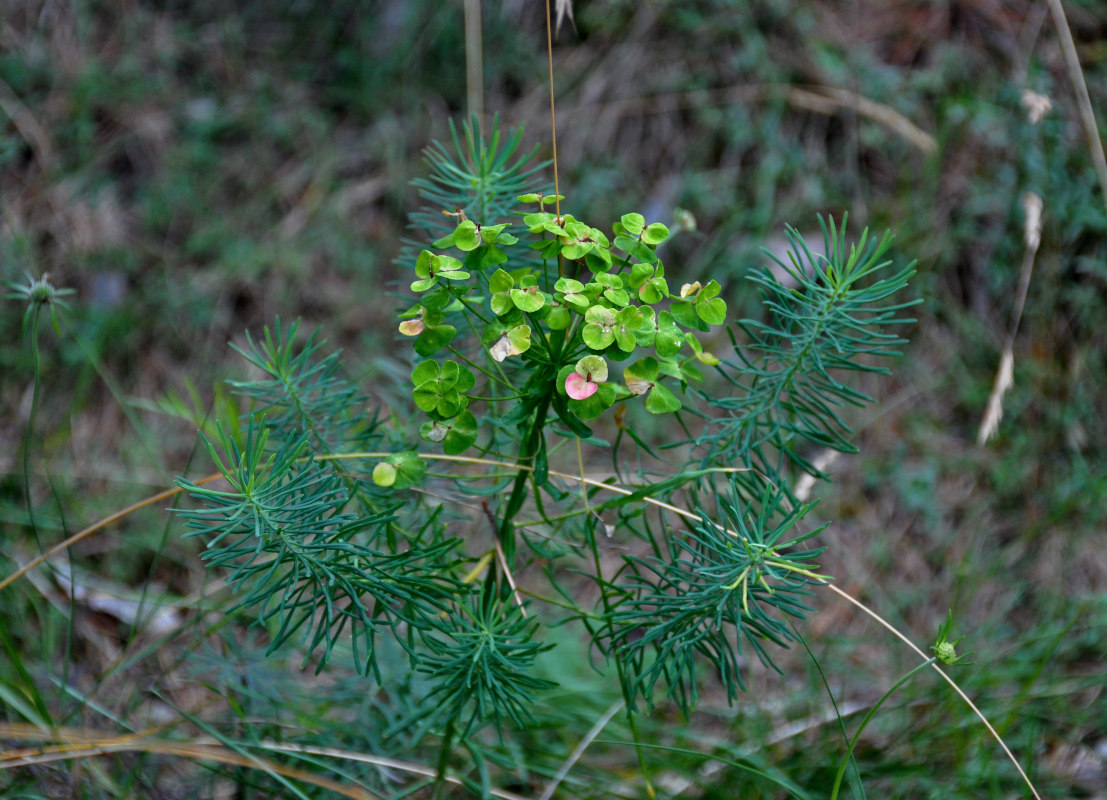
21, 304, 44, 550
543, 0, 561, 221
463, 0, 484, 127
829, 658, 937, 800
498, 391, 552, 562
431, 718, 457, 800
582, 513, 655, 797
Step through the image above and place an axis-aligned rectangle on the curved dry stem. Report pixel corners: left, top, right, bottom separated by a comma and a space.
556, 82, 937, 154
824, 583, 1042, 800
255, 741, 531, 800
0, 473, 222, 595
1046, 0, 1107, 216
0, 727, 379, 800
539, 700, 624, 800
0, 723, 534, 800
320, 450, 751, 523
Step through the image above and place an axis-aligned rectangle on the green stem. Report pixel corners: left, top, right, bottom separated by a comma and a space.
524, 311, 555, 362
561, 315, 585, 356
458, 293, 493, 325
448, 345, 514, 390
21, 304, 44, 550
829, 657, 938, 800
582, 513, 656, 797
431, 718, 457, 800
497, 391, 552, 559
517, 587, 603, 618
516, 505, 594, 527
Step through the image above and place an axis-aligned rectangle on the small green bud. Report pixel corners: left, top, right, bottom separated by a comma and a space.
934, 641, 957, 665
372, 462, 397, 487
930, 610, 973, 666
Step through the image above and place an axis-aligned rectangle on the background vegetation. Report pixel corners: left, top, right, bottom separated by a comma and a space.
1, 0, 1105, 797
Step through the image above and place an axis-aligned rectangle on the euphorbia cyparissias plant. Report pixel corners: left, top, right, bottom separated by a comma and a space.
175, 121, 915, 768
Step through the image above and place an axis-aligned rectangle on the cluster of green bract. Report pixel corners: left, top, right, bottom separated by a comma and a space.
398, 194, 729, 455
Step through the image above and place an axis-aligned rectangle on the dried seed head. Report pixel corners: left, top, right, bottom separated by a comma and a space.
1020, 89, 1052, 125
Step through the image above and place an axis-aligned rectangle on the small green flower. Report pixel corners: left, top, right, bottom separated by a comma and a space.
411, 250, 470, 292
554, 277, 590, 309
6, 272, 75, 308
931, 610, 974, 666
582, 306, 617, 350
411, 359, 475, 417
934, 641, 958, 664
5, 272, 75, 335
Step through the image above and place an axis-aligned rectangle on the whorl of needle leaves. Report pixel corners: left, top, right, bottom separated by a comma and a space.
402, 117, 550, 267
227, 319, 373, 473
695, 217, 918, 480
610, 480, 826, 713
394, 589, 555, 740
224, 318, 430, 525
174, 421, 463, 677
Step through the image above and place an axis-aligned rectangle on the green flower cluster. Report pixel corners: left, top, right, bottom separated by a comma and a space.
399, 195, 730, 453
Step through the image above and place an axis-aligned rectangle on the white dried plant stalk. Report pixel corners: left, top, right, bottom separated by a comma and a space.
978, 192, 1043, 445
793, 449, 841, 502
555, 0, 575, 33
977, 349, 1015, 445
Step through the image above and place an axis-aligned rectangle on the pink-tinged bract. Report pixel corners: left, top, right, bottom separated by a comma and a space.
565, 372, 598, 400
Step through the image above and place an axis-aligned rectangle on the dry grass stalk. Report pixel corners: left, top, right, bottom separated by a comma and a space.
825, 582, 1043, 800
0, 74, 53, 168
977, 191, 1043, 445
786, 86, 937, 155
538, 700, 624, 800
977, 349, 1015, 445
465, 0, 484, 124
1045, 0, 1107, 217
0, 730, 381, 800
554, 83, 937, 155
